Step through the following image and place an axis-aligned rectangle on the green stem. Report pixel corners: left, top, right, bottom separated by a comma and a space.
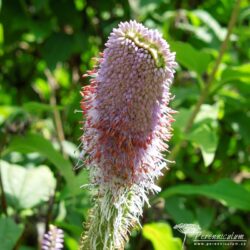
0, 136, 8, 215
182, 234, 187, 250
81, 187, 139, 250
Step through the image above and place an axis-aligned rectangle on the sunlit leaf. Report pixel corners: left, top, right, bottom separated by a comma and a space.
0, 106, 21, 125
188, 123, 218, 166
32, 78, 51, 101
221, 64, 250, 83
177, 22, 212, 43
192, 10, 227, 41
143, 223, 182, 250
188, 104, 219, 166
65, 235, 79, 249
194, 104, 219, 124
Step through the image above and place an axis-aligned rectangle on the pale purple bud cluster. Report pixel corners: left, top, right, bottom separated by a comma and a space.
80, 20, 176, 249
42, 225, 64, 250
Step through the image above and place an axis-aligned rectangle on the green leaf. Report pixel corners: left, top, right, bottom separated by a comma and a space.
221, 64, 250, 83
3, 133, 72, 180
169, 41, 211, 75
65, 235, 79, 250
2, 133, 77, 193
23, 102, 63, 114
0, 106, 21, 125
32, 78, 52, 101
226, 111, 250, 145
143, 223, 182, 250
160, 179, 250, 211
183, 25, 212, 43
188, 104, 219, 166
165, 197, 195, 224
41, 33, 74, 70
194, 104, 219, 124
172, 85, 199, 108
195, 206, 214, 229
0, 216, 24, 250
174, 105, 219, 165
173, 108, 193, 134
54, 66, 70, 88
0, 161, 56, 209
193, 10, 227, 41
188, 123, 218, 166
19, 246, 34, 250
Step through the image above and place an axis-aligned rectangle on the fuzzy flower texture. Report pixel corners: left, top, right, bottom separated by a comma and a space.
80, 20, 176, 250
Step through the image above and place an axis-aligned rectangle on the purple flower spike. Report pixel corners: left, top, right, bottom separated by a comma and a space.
42, 225, 64, 250
80, 20, 176, 249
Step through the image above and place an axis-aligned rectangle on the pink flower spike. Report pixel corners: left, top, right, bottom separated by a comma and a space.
80, 20, 176, 250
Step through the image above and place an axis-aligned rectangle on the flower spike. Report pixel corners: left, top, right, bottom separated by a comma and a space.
80, 20, 176, 250
42, 225, 64, 250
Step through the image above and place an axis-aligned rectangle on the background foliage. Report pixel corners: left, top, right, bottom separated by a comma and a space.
0, 0, 250, 249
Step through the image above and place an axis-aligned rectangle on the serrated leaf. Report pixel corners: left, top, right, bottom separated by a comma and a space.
0, 161, 56, 209
161, 179, 250, 211
143, 223, 182, 250
0, 217, 24, 250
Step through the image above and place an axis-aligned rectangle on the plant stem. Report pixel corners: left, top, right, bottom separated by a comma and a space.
0, 167, 7, 215
182, 234, 187, 250
0, 136, 8, 215
45, 69, 66, 155
159, 0, 242, 187
44, 69, 66, 230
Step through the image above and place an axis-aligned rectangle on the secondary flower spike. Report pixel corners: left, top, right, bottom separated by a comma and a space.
80, 20, 176, 249
42, 225, 64, 250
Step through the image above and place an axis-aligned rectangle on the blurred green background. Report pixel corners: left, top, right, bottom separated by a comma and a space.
0, 0, 250, 249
